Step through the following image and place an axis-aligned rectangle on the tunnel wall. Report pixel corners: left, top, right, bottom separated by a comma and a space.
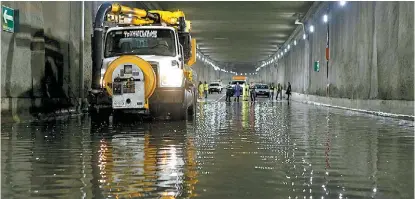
1, 1, 94, 118
191, 62, 232, 84
261, 1, 414, 116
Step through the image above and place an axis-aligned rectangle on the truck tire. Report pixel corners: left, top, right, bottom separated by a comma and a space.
188, 103, 194, 115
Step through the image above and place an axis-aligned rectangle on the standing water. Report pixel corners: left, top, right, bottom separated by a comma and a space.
2, 101, 413, 198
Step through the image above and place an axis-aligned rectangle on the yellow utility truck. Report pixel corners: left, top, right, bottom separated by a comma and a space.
88, 3, 197, 119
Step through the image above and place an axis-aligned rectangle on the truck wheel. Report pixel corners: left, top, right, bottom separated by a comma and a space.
188, 104, 194, 116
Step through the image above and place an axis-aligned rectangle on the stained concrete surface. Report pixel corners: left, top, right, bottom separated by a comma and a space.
1, 2, 92, 117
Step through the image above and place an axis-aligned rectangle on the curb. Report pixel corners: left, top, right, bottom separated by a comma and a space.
1, 108, 89, 124
292, 99, 414, 121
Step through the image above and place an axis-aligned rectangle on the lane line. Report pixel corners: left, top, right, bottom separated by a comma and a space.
215, 93, 226, 102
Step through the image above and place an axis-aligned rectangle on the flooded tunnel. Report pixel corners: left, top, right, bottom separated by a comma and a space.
1, 1, 414, 199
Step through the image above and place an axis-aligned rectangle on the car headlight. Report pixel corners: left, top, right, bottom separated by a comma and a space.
160, 67, 183, 87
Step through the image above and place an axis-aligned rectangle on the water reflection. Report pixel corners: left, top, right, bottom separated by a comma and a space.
2, 101, 414, 199
89, 121, 198, 199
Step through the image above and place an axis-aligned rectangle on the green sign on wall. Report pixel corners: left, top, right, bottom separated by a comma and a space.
314, 61, 320, 72
2, 5, 15, 32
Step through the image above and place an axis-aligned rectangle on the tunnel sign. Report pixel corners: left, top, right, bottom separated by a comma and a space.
2, 5, 15, 32
314, 61, 320, 72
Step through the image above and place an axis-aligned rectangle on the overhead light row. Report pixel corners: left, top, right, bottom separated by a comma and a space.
254, 1, 347, 73
196, 51, 235, 74
233, 72, 258, 76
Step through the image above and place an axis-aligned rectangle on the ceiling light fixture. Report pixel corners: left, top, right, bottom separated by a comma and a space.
294, 40, 297, 46
339, 1, 346, 6
309, 25, 314, 33
323, 14, 328, 23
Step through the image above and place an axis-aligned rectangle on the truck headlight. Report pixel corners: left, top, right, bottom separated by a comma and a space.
160, 67, 183, 87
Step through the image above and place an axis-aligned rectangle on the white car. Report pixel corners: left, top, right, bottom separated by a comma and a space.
209, 82, 223, 93
254, 84, 270, 97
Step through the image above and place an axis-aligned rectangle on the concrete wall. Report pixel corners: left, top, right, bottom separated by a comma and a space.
260, 1, 414, 102
191, 61, 232, 84
1, 1, 96, 117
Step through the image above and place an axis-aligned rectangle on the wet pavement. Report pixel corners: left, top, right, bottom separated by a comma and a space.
2, 93, 414, 199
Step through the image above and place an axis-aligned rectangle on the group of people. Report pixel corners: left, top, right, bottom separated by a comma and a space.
268, 82, 292, 100
224, 82, 292, 102
198, 81, 209, 99
197, 80, 292, 102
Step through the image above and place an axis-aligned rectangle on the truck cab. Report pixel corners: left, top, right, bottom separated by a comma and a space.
89, 3, 197, 120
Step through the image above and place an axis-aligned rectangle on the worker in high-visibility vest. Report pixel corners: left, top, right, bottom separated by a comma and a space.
242, 83, 249, 101
198, 81, 204, 99
204, 81, 209, 99
269, 83, 275, 100
276, 83, 283, 100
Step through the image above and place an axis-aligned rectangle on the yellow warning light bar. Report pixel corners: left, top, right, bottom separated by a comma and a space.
232, 76, 247, 80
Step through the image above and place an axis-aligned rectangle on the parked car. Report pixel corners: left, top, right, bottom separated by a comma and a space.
254, 84, 270, 97
209, 82, 223, 93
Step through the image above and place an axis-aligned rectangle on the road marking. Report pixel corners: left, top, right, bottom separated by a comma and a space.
215, 94, 226, 102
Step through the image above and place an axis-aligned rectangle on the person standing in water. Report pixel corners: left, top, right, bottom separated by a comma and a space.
234, 82, 242, 102
286, 82, 292, 100
225, 82, 233, 102
250, 83, 256, 102
269, 83, 275, 100
276, 82, 282, 100
198, 81, 204, 99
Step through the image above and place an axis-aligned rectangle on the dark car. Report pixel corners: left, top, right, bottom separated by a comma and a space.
255, 84, 270, 97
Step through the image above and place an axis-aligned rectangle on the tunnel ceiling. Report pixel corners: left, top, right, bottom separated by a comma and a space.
159, 1, 313, 67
